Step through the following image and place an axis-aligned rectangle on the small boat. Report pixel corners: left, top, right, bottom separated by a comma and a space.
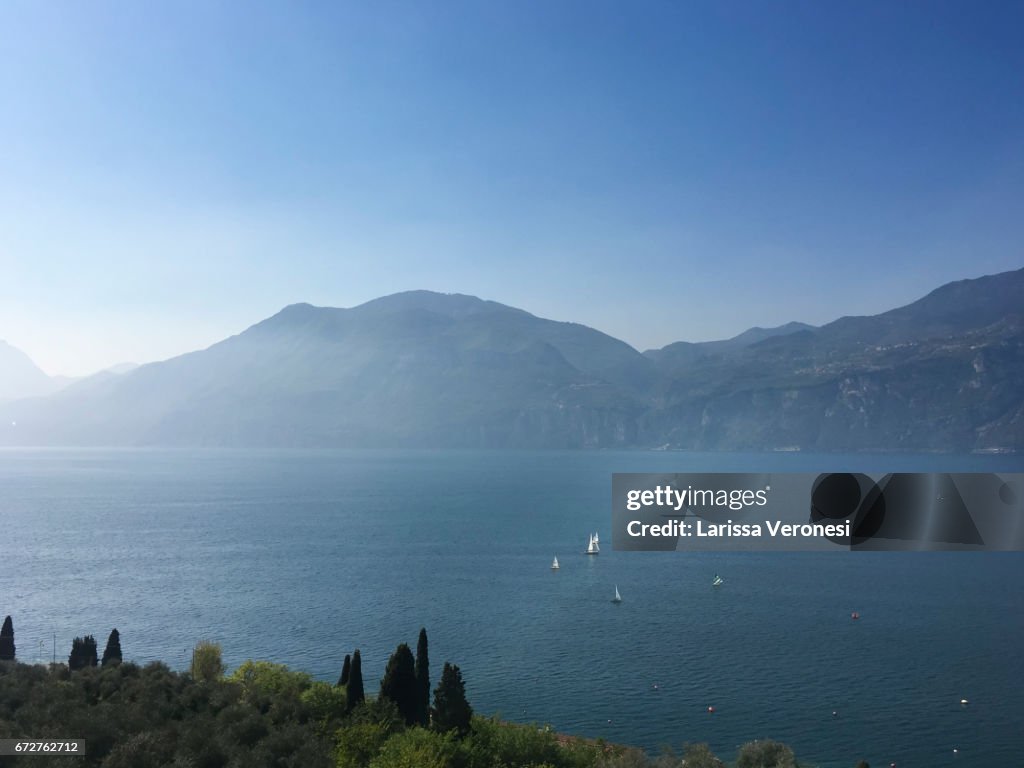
712, 574, 723, 586
586, 532, 600, 555
611, 585, 622, 603
851, 612, 860, 620
551, 556, 559, 570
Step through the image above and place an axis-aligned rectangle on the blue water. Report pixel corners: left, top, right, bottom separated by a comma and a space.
1, 449, 1022, 767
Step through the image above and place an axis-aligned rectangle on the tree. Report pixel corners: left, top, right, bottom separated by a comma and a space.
68, 635, 98, 670
230, 660, 312, 696
380, 643, 418, 725
431, 662, 472, 736
191, 640, 223, 683
415, 628, 430, 726
338, 653, 351, 687
681, 743, 725, 767
346, 649, 365, 709
102, 628, 123, 666
0, 616, 14, 661
736, 739, 796, 768
367, 727, 455, 768
300, 681, 348, 725
336, 721, 390, 768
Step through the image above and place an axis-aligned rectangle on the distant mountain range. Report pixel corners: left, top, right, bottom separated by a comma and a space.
0, 346, 138, 403
0, 340, 58, 402
2, 268, 1022, 452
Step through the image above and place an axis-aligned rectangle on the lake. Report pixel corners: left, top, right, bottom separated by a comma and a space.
1, 448, 1022, 767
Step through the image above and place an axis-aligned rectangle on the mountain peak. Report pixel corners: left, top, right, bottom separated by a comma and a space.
354, 290, 526, 320
0, 340, 58, 402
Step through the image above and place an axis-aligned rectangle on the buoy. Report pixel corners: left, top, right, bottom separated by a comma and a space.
953, 748, 959, 754
707, 706, 715, 713
832, 711, 838, 718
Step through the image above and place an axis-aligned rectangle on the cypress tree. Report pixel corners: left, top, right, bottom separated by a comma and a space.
338, 653, 351, 687
379, 642, 418, 725
0, 616, 14, 661
68, 636, 98, 671
415, 628, 430, 726
101, 628, 122, 666
432, 662, 472, 736
345, 649, 365, 708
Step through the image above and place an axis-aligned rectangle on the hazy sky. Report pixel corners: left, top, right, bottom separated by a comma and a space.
2, 1, 1022, 376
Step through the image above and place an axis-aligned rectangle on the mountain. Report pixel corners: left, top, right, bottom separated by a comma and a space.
0, 345, 140, 404
1, 271, 1021, 451
0, 340, 60, 402
644, 321, 815, 373
0, 292, 655, 448
644, 268, 1024, 452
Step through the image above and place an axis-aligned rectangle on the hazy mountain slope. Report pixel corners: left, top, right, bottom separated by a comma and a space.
644, 316, 1024, 451
0, 293, 650, 448
0, 342, 138, 403
644, 321, 816, 373
1, 270, 1021, 451
0, 340, 59, 401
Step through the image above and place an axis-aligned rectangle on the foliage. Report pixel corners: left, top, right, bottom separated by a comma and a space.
736, 739, 797, 768
461, 716, 566, 768
679, 743, 725, 767
379, 643, 418, 726
593, 748, 652, 768
302, 680, 348, 726
346, 649, 365, 709
415, 628, 430, 726
231, 659, 313, 697
101, 628, 122, 666
0, 623, 810, 768
0, 659, 334, 767
0, 616, 14, 661
68, 635, 98, 670
335, 720, 394, 768
431, 661, 472, 737
368, 726, 456, 768
190, 640, 223, 683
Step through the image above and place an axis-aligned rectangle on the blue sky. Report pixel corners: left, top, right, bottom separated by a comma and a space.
1, 1, 1022, 375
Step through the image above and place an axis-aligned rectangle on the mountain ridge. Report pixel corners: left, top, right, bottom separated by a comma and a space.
2, 267, 1021, 451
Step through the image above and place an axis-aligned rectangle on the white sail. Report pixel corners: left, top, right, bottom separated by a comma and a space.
612, 584, 622, 602
551, 556, 559, 570
712, 574, 723, 586
586, 533, 600, 554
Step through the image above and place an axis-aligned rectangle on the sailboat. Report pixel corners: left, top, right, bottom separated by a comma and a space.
612, 585, 622, 603
551, 556, 560, 570
712, 574, 723, 586
586, 532, 600, 555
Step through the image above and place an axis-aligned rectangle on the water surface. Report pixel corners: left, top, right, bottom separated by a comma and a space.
1, 448, 1022, 767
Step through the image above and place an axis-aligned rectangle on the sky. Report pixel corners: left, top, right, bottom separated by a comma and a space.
1, 1, 1022, 376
